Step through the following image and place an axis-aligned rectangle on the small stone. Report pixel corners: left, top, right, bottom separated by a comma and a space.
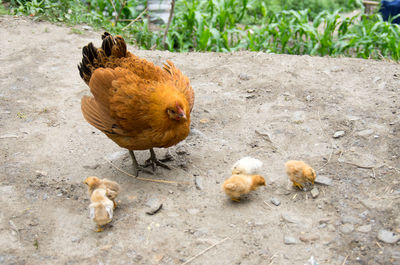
341, 216, 362, 225
357, 224, 372, 233
187, 208, 200, 215
284, 236, 297, 245
310, 188, 319, 198
314, 175, 333, 186
333, 131, 345, 138
357, 129, 374, 137
42, 194, 48, 200
238, 73, 250, 81
194, 176, 203, 190
377, 229, 400, 244
82, 25, 92, 30
299, 234, 320, 243
35, 170, 48, 177
270, 197, 281, 206
145, 197, 163, 215
340, 224, 354, 234
83, 164, 100, 170
306, 95, 312, 101
281, 213, 301, 224
105, 151, 126, 161
359, 210, 369, 219
247, 89, 255, 93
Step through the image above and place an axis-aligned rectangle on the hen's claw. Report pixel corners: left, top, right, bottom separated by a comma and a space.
143, 148, 171, 171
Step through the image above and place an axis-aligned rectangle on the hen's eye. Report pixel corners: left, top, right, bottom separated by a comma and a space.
170, 109, 176, 114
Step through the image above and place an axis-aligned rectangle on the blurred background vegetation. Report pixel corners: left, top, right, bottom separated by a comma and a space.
1, 0, 400, 60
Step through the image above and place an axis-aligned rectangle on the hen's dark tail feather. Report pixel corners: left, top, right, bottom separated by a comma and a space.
78, 32, 128, 85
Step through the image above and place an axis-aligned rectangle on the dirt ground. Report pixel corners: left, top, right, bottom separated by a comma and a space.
0, 16, 399, 265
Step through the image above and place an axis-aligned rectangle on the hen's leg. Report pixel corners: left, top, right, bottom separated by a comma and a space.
129, 150, 140, 177
129, 150, 154, 176
144, 148, 171, 171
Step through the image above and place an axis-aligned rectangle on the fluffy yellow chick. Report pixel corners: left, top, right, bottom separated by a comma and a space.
89, 188, 114, 232
223, 174, 266, 202
84, 176, 121, 208
285, 160, 316, 190
223, 157, 266, 201
231, 156, 263, 175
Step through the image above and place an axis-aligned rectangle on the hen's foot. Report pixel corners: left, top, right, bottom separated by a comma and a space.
143, 148, 171, 171
129, 150, 154, 177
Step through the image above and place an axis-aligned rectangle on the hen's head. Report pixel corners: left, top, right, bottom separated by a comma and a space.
84, 176, 101, 187
166, 101, 187, 121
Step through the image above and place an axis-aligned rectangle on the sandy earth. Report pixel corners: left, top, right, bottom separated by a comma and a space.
0, 16, 400, 265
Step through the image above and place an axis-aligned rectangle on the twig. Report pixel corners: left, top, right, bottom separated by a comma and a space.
376, 241, 383, 249
162, 0, 176, 48
181, 237, 229, 265
341, 255, 349, 265
105, 158, 191, 185
340, 161, 376, 169
263, 201, 273, 209
121, 8, 148, 30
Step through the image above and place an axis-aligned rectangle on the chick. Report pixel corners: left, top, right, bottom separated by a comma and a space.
231, 156, 263, 175
84, 176, 121, 208
223, 174, 266, 202
89, 188, 114, 232
285, 160, 316, 190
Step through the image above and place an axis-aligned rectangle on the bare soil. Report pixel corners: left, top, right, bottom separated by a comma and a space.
0, 16, 399, 265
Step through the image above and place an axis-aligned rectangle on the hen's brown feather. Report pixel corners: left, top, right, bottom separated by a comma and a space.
78, 33, 194, 152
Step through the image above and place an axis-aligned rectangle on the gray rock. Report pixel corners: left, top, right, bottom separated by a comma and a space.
341, 215, 362, 225
284, 236, 297, 245
377, 229, 400, 244
310, 188, 319, 198
281, 213, 301, 224
194, 175, 203, 190
357, 129, 374, 137
357, 224, 372, 233
340, 223, 354, 234
359, 210, 369, 219
314, 175, 333, 186
270, 197, 281, 206
105, 150, 127, 161
333, 131, 345, 138
145, 197, 163, 215
82, 25, 92, 30
238, 73, 250, 81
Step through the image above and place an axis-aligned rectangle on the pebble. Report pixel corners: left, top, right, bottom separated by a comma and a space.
357, 224, 372, 233
194, 175, 203, 190
270, 197, 281, 206
340, 223, 354, 234
105, 151, 126, 161
306, 95, 312, 101
377, 229, 400, 244
299, 234, 320, 243
314, 175, 333, 186
310, 187, 319, 198
357, 129, 374, 137
238, 73, 250, 81
359, 210, 369, 219
145, 198, 163, 215
333, 131, 345, 138
281, 213, 301, 224
82, 25, 93, 30
284, 236, 297, 245
341, 216, 362, 225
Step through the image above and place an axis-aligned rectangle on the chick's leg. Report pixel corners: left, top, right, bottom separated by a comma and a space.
231, 197, 241, 202
144, 148, 171, 171
292, 181, 304, 190
95, 225, 104, 232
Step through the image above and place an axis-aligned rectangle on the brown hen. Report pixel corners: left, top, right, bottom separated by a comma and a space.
78, 33, 194, 176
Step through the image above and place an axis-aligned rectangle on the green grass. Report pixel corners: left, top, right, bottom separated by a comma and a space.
3, 0, 400, 61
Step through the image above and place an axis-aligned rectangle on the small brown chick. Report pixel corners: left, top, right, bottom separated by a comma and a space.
84, 176, 121, 208
89, 188, 114, 232
285, 160, 316, 190
222, 174, 266, 202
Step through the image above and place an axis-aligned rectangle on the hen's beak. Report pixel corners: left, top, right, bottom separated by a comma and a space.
179, 112, 187, 120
